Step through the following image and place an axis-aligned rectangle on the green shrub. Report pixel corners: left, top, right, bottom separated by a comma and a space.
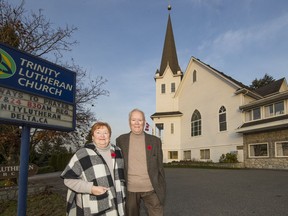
37, 166, 55, 174
219, 152, 238, 163
49, 153, 73, 171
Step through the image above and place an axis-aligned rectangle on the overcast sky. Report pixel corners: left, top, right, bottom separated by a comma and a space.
9, 0, 288, 142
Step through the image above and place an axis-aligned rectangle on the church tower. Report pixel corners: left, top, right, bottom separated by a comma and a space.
154, 6, 182, 113
151, 5, 183, 149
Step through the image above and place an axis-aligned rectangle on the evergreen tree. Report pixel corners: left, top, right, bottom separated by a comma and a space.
249, 73, 275, 89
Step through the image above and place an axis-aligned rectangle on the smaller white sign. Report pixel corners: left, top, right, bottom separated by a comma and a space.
0, 86, 74, 130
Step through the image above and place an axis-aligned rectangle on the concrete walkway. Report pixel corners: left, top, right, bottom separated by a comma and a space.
29, 168, 288, 216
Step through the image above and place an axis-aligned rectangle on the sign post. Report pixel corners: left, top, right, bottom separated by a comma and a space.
17, 125, 31, 216
0, 42, 76, 215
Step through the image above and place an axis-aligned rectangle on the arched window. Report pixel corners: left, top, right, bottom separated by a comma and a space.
191, 110, 201, 136
193, 70, 197, 83
219, 106, 227, 131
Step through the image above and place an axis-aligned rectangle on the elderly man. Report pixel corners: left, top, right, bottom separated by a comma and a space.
116, 108, 166, 216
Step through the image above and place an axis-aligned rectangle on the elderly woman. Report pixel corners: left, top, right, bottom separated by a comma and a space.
61, 122, 126, 216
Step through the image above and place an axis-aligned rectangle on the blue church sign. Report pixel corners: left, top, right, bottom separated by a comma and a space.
0, 42, 76, 131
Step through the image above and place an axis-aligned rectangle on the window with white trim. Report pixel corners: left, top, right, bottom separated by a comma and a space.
245, 107, 261, 121
275, 141, 288, 157
168, 151, 178, 159
200, 149, 210, 159
264, 101, 284, 117
171, 82, 175, 93
161, 84, 165, 94
249, 143, 268, 157
184, 150, 191, 160
193, 70, 197, 83
191, 110, 201, 136
219, 106, 227, 131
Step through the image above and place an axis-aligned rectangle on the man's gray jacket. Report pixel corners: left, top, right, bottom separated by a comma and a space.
116, 132, 166, 205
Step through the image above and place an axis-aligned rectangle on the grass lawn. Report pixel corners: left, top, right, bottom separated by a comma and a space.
0, 190, 66, 216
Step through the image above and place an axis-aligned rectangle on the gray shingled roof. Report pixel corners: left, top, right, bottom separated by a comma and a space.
254, 78, 285, 96
194, 57, 249, 90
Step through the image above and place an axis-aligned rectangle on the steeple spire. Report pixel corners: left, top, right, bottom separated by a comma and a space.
158, 6, 181, 76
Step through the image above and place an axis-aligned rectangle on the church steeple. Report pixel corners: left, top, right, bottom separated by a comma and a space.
157, 7, 181, 77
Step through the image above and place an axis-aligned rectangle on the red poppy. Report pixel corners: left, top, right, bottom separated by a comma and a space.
147, 145, 152, 150
111, 151, 116, 158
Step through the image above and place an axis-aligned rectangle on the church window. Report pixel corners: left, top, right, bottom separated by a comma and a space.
171, 123, 174, 134
161, 84, 166, 94
193, 70, 197, 83
191, 110, 201, 136
200, 149, 210, 159
219, 106, 227, 131
184, 150, 191, 160
171, 82, 175, 93
168, 151, 178, 159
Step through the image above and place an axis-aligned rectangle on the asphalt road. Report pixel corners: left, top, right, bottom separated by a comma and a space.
28, 168, 288, 216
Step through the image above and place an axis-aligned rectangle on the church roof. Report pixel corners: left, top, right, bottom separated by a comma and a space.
157, 14, 181, 76
194, 57, 249, 89
254, 78, 285, 96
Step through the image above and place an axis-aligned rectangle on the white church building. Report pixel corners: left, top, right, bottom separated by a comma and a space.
151, 13, 288, 169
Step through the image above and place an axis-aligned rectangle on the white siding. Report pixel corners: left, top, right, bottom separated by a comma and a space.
155, 66, 181, 112
178, 60, 243, 162
154, 59, 244, 163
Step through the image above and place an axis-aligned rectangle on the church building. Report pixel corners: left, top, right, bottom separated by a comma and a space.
151, 10, 288, 169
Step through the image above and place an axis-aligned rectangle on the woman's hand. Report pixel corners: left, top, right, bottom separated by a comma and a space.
91, 186, 109, 195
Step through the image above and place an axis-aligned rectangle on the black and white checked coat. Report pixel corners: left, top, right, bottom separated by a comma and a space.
61, 143, 126, 216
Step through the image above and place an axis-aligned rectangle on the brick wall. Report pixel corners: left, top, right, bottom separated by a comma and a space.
243, 128, 288, 169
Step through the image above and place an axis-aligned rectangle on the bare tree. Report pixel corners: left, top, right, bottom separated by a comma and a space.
0, 0, 77, 60
0, 0, 109, 165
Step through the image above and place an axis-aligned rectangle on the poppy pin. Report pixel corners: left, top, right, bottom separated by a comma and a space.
111, 151, 116, 158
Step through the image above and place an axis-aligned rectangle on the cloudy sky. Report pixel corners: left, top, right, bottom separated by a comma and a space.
9, 0, 288, 142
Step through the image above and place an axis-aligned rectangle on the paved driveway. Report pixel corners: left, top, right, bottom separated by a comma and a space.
164, 168, 288, 216
29, 168, 288, 216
